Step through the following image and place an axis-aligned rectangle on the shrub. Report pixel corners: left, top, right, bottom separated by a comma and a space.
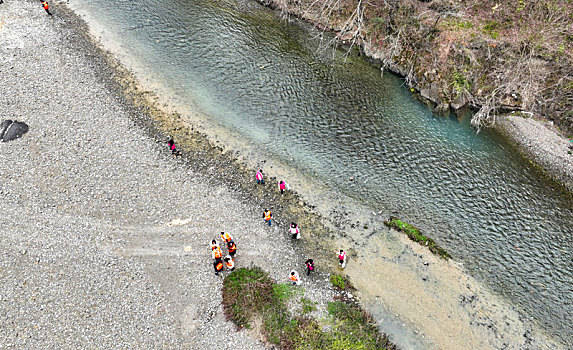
222, 266, 275, 328
330, 274, 348, 290
301, 297, 317, 315
223, 267, 395, 349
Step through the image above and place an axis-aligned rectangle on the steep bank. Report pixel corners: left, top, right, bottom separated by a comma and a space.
257, 0, 573, 191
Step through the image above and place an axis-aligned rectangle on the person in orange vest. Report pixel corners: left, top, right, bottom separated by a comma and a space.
289, 270, 301, 285
214, 258, 224, 275
210, 239, 219, 251
41, 1, 52, 15
255, 169, 264, 184
338, 249, 347, 269
224, 255, 235, 271
212, 245, 222, 260
220, 231, 233, 244
227, 240, 237, 258
263, 209, 272, 226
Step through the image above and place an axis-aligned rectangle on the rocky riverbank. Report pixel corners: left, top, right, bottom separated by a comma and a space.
0, 0, 568, 349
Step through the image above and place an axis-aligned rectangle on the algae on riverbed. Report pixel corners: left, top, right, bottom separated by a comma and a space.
384, 217, 451, 260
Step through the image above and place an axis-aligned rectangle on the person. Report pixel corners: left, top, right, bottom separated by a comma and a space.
263, 209, 272, 226
278, 180, 287, 194
41, 1, 52, 15
304, 259, 314, 276
338, 249, 347, 269
289, 222, 300, 239
210, 239, 219, 251
224, 255, 235, 271
255, 169, 264, 184
220, 231, 233, 244
212, 245, 222, 260
290, 270, 301, 285
227, 240, 237, 257
214, 258, 224, 275
167, 138, 181, 156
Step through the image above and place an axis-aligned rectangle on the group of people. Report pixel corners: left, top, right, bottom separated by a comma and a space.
289, 251, 346, 286
256, 169, 348, 285
210, 232, 237, 275
289, 259, 313, 286
199, 163, 348, 280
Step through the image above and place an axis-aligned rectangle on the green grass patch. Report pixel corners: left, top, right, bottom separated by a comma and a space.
483, 20, 500, 40
222, 266, 275, 328
330, 274, 350, 290
384, 216, 452, 259
300, 297, 317, 315
450, 70, 470, 93
273, 282, 302, 302
442, 17, 474, 31
223, 267, 395, 349
326, 301, 396, 350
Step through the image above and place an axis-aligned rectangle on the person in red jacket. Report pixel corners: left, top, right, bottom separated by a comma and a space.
305, 259, 314, 276
255, 170, 264, 184
167, 138, 181, 156
338, 249, 347, 268
41, 1, 52, 15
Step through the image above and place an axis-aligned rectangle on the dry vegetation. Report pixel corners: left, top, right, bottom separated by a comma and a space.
261, 0, 573, 134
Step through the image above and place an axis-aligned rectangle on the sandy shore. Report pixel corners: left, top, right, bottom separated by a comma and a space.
0, 1, 568, 349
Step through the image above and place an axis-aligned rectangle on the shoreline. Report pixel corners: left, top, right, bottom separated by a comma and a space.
1, 0, 568, 349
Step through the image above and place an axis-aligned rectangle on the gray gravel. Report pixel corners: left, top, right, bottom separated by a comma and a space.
0, 1, 336, 348
496, 114, 573, 191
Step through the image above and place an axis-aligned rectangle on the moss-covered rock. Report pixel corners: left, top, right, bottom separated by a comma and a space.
384, 216, 452, 259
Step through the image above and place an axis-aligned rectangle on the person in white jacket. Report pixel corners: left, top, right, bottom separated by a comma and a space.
289, 222, 300, 239
289, 270, 302, 285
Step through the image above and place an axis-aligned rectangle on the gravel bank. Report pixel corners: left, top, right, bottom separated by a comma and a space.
0, 1, 335, 348
496, 115, 573, 192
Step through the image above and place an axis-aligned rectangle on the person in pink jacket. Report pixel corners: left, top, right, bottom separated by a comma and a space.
278, 180, 290, 194
256, 169, 264, 184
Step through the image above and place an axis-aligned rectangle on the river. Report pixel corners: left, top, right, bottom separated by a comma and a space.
67, 0, 572, 346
